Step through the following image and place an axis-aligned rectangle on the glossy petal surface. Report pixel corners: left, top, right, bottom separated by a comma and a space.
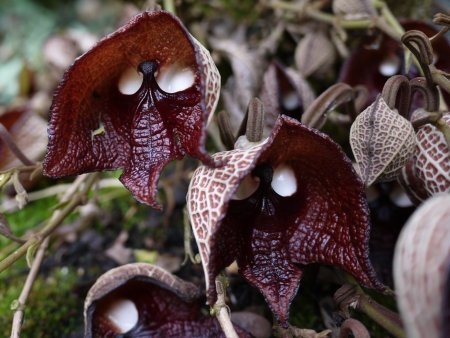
188, 116, 383, 326
43, 11, 220, 208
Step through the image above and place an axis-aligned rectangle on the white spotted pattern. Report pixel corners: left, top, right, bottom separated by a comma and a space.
192, 36, 221, 122
187, 141, 267, 293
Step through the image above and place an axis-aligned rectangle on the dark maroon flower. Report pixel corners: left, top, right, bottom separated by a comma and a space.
43, 11, 220, 209
259, 61, 315, 133
339, 20, 450, 109
187, 115, 384, 327
84, 263, 253, 338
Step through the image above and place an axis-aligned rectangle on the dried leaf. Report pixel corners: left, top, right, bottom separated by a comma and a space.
394, 194, 450, 338
350, 96, 415, 186
43, 11, 220, 209
188, 115, 383, 326
295, 30, 336, 77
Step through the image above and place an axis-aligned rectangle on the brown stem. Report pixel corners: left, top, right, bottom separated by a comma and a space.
402, 30, 434, 86
430, 65, 450, 95
411, 111, 442, 129
302, 83, 356, 129
339, 318, 370, 338
409, 77, 439, 112
381, 75, 411, 118
217, 110, 237, 150
334, 284, 405, 338
431, 13, 450, 43
0, 124, 34, 166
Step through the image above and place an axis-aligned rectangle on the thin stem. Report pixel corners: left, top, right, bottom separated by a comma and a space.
214, 276, 239, 338
334, 284, 405, 338
0, 173, 99, 273
339, 318, 370, 338
373, 0, 404, 39
431, 12, 450, 42
162, 0, 175, 14
357, 294, 405, 338
10, 237, 49, 338
402, 30, 435, 85
430, 65, 450, 95
0, 124, 34, 166
302, 83, 356, 129
217, 111, 237, 150
381, 75, 411, 118
410, 77, 439, 112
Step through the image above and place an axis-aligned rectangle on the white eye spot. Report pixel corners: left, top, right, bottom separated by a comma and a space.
232, 174, 260, 200
156, 66, 195, 93
379, 55, 400, 76
118, 67, 143, 95
282, 91, 300, 110
271, 165, 297, 197
104, 298, 139, 333
390, 184, 413, 207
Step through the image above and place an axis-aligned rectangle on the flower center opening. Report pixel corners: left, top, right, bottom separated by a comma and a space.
379, 54, 400, 77
232, 174, 261, 200
118, 67, 143, 95
104, 298, 139, 333
390, 184, 413, 207
271, 164, 297, 197
156, 64, 195, 93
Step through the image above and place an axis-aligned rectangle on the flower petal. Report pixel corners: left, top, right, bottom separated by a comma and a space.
188, 115, 383, 327
43, 11, 220, 208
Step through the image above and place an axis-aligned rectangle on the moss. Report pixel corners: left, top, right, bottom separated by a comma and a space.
0, 265, 82, 338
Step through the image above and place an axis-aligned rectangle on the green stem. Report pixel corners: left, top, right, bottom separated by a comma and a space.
431, 65, 450, 95
0, 173, 99, 273
356, 292, 406, 338
335, 284, 405, 338
163, 0, 176, 14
